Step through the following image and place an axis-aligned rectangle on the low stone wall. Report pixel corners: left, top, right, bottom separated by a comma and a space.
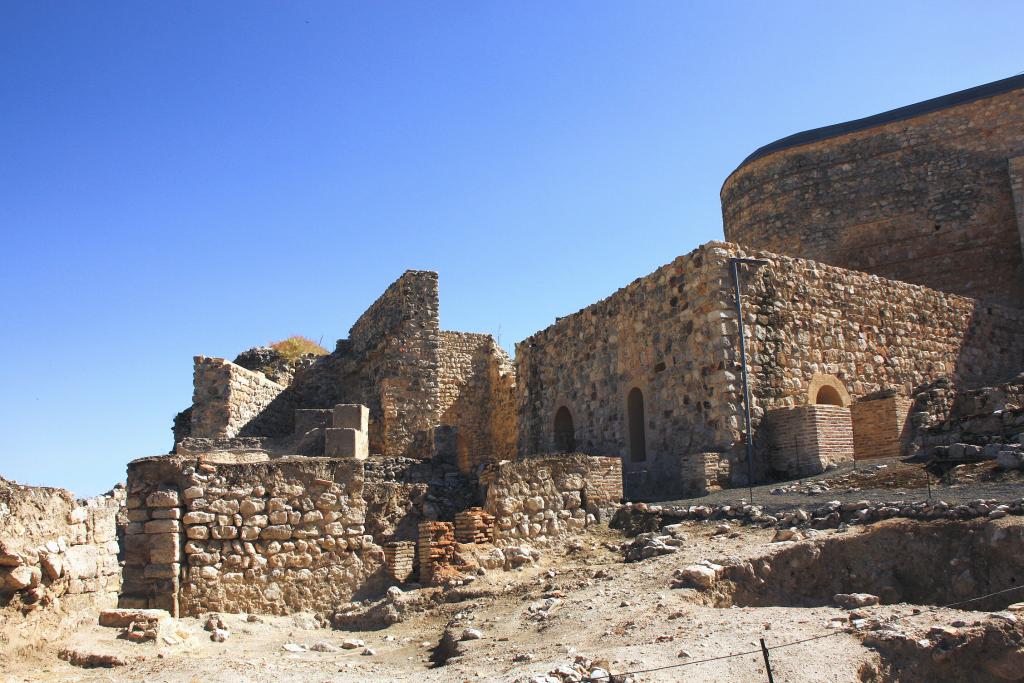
482, 454, 622, 545
190, 357, 287, 439
123, 456, 385, 616
852, 395, 913, 460
764, 405, 854, 478
0, 477, 124, 650
911, 374, 1024, 456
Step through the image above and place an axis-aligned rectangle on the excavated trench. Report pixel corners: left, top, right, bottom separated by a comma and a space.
714, 518, 1024, 611
697, 519, 1024, 682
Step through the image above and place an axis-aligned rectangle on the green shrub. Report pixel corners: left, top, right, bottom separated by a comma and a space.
269, 335, 328, 363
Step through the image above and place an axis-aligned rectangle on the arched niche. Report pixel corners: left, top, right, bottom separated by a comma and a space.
807, 373, 852, 407
553, 406, 575, 452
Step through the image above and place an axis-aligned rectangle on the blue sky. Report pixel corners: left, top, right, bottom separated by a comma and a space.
2, 1, 1021, 495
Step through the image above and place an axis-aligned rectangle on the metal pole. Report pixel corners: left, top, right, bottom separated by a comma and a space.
732, 258, 756, 504
760, 638, 776, 683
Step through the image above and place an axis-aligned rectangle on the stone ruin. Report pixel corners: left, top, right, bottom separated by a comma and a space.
3, 74, 1024, 625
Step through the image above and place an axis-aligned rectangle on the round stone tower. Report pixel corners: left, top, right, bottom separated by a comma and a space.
720, 74, 1024, 308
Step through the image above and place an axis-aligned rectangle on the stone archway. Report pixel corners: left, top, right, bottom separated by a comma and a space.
553, 406, 575, 453
807, 373, 852, 407
627, 388, 647, 462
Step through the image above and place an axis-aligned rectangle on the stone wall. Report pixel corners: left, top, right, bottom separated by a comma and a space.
0, 477, 123, 650
361, 456, 477, 545
438, 331, 518, 473
851, 396, 913, 460
721, 77, 1024, 307
482, 454, 622, 545
190, 356, 287, 439
763, 405, 855, 478
911, 373, 1024, 456
123, 456, 384, 616
347, 270, 441, 458
517, 241, 1024, 493
184, 271, 445, 459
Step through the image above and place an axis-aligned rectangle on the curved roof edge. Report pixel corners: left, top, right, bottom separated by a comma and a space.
723, 73, 1024, 189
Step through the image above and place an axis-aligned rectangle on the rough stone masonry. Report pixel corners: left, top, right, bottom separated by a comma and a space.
7, 74, 1023, 625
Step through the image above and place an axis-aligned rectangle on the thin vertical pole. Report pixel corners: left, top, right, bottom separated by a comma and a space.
795, 434, 801, 482
760, 638, 776, 683
732, 258, 755, 504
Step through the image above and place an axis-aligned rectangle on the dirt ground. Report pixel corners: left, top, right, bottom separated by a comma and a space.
5, 458, 1023, 683
4, 518, 1018, 683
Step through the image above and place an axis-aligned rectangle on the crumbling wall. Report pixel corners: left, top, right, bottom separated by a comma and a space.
721, 76, 1024, 307
347, 270, 441, 458
123, 456, 385, 616
483, 454, 622, 545
0, 477, 123, 651
910, 373, 1024, 456
360, 457, 476, 545
190, 356, 287, 439
438, 331, 518, 473
198, 270, 441, 458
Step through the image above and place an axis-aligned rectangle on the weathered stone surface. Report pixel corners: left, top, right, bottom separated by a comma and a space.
65, 545, 99, 579
144, 519, 181, 534
722, 82, 1024, 307
147, 490, 180, 508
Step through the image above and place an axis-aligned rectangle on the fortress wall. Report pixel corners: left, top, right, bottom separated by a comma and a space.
516, 244, 743, 492
189, 357, 287, 439
721, 83, 1024, 307
438, 331, 518, 473
517, 241, 1024, 490
123, 456, 385, 616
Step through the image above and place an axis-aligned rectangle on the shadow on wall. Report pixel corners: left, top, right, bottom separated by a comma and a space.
954, 300, 1024, 390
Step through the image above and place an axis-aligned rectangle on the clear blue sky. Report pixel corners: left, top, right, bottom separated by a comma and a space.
2, 2, 1021, 495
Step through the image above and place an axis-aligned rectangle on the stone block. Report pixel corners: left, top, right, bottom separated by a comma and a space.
332, 404, 369, 433
147, 490, 180, 508
64, 545, 99, 579
143, 563, 180, 579
183, 511, 215, 525
324, 428, 368, 460
144, 519, 181, 534
150, 545, 181, 564
99, 608, 171, 628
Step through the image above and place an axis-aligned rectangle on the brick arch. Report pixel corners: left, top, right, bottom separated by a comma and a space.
807, 373, 852, 407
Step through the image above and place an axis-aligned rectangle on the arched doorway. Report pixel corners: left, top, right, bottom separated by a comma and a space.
553, 406, 575, 452
815, 385, 844, 406
627, 388, 647, 462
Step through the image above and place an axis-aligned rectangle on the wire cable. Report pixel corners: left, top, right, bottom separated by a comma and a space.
581, 583, 1024, 681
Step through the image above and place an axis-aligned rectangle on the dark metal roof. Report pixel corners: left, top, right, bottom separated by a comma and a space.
725, 74, 1024, 182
